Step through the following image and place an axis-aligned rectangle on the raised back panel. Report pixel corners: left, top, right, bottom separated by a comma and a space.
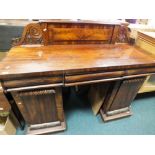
12, 20, 123, 46
46, 23, 115, 44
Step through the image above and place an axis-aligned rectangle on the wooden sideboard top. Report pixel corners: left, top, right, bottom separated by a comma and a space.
0, 44, 155, 79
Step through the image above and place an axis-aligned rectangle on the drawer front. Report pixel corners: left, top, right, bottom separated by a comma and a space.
3, 76, 63, 89
126, 68, 155, 76
11, 87, 64, 126
65, 71, 125, 86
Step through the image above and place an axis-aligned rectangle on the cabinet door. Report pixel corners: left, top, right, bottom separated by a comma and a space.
106, 77, 146, 112
100, 77, 146, 121
11, 87, 65, 134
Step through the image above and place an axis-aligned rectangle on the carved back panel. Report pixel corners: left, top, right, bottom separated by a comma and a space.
12, 20, 129, 46
46, 23, 117, 44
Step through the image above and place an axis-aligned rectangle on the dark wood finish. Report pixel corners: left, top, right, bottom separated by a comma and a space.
0, 44, 155, 80
65, 71, 125, 84
12, 87, 65, 135
12, 89, 57, 124
12, 20, 123, 46
100, 107, 132, 122
109, 77, 146, 111
12, 23, 46, 46
116, 22, 130, 43
3, 76, 63, 89
1, 20, 155, 134
100, 77, 146, 121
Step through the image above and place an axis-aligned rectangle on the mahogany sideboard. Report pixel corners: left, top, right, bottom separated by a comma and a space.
0, 20, 155, 135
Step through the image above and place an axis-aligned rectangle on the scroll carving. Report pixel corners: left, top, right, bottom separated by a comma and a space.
116, 23, 130, 43
12, 23, 45, 46
11, 21, 131, 46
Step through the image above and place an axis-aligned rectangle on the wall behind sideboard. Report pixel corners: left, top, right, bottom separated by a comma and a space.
0, 25, 24, 51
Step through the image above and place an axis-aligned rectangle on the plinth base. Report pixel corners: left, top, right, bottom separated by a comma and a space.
100, 108, 132, 122
26, 121, 66, 135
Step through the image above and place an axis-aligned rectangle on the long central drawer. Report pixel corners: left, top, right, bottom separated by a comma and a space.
64, 71, 125, 86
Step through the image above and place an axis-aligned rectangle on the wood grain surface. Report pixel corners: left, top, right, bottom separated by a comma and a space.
0, 44, 155, 80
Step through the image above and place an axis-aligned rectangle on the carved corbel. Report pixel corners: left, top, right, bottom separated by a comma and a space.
12, 23, 46, 46
116, 22, 130, 43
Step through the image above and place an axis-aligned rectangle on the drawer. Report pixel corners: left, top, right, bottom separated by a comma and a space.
3, 76, 63, 89
126, 67, 155, 76
65, 71, 125, 86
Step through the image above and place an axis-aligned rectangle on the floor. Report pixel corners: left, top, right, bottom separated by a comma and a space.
0, 52, 155, 135
16, 88, 155, 135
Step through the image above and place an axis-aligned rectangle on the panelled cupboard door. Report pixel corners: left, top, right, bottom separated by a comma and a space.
108, 77, 146, 111
11, 87, 65, 130
100, 77, 146, 121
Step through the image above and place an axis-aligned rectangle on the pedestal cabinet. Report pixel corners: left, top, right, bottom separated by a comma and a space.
10, 87, 65, 135
89, 77, 146, 121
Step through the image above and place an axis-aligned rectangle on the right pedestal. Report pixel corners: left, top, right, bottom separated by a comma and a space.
90, 77, 146, 122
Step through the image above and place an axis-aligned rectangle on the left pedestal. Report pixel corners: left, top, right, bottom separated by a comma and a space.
11, 87, 66, 135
